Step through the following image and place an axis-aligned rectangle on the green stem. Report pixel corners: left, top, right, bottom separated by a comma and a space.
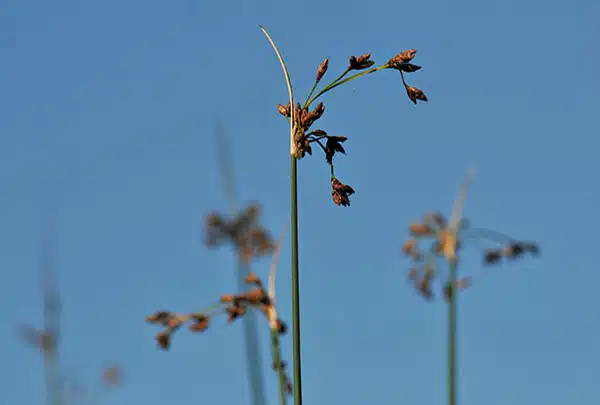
303, 68, 350, 109
448, 259, 458, 405
290, 156, 302, 405
306, 65, 388, 106
270, 329, 288, 405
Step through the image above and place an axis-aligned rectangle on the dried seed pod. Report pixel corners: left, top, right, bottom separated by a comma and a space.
405, 86, 428, 104
155, 331, 170, 350
316, 58, 329, 82
277, 103, 291, 117
409, 223, 434, 236
188, 319, 210, 333
390, 49, 417, 64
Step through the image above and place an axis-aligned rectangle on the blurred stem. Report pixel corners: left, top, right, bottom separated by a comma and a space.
448, 259, 458, 405
237, 259, 268, 405
290, 156, 302, 405
271, 329, 288, 405
216, 123, 267, 405
306, 65, 387, 106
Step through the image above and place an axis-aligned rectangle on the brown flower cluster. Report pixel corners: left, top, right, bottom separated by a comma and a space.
204, 203, 275, 262
386, 49, 428, 104
401, 211, 540, 302
145, 271, 290, 392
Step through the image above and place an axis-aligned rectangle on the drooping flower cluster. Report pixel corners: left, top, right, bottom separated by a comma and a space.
277, 49, 427, 207
145, 271, 291, 394
401, 211, 540, 302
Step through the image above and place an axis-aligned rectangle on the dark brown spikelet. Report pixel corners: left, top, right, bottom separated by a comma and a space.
155, 331, 170, 350
395, 63, 422, 73
325, 136, 348, 164
226, 305, 247, 323
390, 49, 417, 65
188, 318, 210, 333
145, 311, 172, 326
244, 272, 262, 286
331, 177, 355, 207
484, 248, 503, 264
349, 53, 375, 70
316, 58, 329, 82
406, 86, 428, 104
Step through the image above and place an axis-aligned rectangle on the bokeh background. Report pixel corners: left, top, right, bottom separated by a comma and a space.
1, 1, 599, 404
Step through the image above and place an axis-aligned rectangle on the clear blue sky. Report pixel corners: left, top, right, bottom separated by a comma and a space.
2, 1, 599, 404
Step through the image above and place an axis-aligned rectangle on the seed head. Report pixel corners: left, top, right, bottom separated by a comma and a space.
316, 58, 329, 82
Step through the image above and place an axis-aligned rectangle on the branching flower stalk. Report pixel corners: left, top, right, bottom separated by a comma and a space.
146, 210, 291, 404
401, 170, 540, 405
259, 25, 428, 405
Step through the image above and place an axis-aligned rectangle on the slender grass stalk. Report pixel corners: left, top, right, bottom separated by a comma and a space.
258, 25, 303, 405
215, 124, 267, 405
447, 259, 457, 405
40, 217, 64, 405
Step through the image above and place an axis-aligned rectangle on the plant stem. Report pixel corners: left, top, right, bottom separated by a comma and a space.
215, 123, 267, 405
270, 329, 288, 405
290, 156, 302, 405
238, 260, 268, 405
448, 259, 458, 405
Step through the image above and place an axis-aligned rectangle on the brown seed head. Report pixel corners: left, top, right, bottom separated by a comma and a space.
484, 249, 503, 264
155, 331, 170, 350
390, 49, 417, 65
220, 294, 235, 303
406, 86, 428, 104
349, 53, 375, 70
316, 58, 329, 82
145, 311, 173, 326
242, 288, 269, 305
244, 272, 261, 286
409, 223, 434, 236
278, 103, 291, 117
188, 319, 210, 333
402, 239, 417, 256
331, 177, 355, 207
226, 305, 247, 323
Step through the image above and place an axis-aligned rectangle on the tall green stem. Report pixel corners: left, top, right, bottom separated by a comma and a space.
290, 156, 302, 405
448, 259, 458, 405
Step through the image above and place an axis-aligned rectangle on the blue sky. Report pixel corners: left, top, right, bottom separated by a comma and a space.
1, 1, 600, 404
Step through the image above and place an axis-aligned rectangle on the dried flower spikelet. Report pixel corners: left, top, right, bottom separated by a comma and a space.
226, 305, 247, 323
325, 136, 348, 164
409, 223, 434, 236
220, 293, 235, 303
188, 319, 210, 333
155, 331, 171, 350
102, 367, 121, 386
278, 103, 291, 117
316, 58, 329, 82
244, 272, 262, 286
145, 311, 172, 326
406, 86, 428, 104
349, 53, 375, 70
331, 177, 355, 207
484, 249, 503, 264
402, 239, 417, 255
242, 288, 269, 305
390, 49, 417, 65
